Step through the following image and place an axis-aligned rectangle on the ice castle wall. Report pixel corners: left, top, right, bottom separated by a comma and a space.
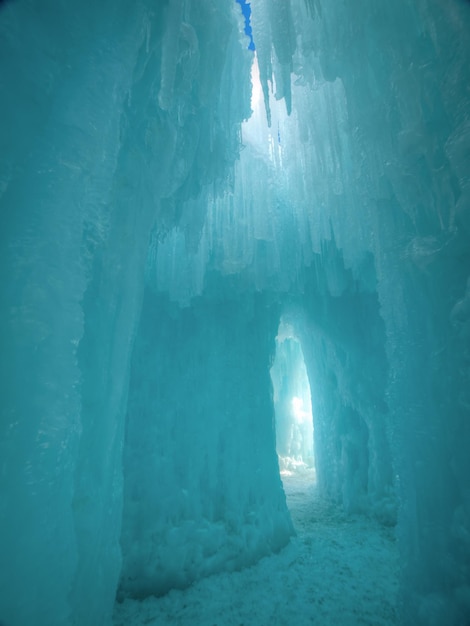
0, 3, 152, 623
1, 0, 469, 624
152, 0, 470, 622
119, 283, 292, 599
292, 2, 470, 622
0, 1, 255, 624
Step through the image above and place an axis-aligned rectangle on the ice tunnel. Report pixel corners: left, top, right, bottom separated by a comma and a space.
0, 1, 470, 625
270, 319, 315, 474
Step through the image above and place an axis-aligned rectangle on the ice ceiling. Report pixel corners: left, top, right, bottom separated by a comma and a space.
0, 1, 469, 625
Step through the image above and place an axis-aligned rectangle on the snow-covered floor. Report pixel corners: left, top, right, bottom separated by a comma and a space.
113, 470, 399, 625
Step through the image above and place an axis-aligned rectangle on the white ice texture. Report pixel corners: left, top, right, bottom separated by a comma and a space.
0, 0, 469, 625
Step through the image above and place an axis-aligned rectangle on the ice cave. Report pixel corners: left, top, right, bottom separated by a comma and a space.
0, 0, 469, 624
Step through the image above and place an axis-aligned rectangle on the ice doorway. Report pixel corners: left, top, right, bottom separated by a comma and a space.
270, 320, 315, 482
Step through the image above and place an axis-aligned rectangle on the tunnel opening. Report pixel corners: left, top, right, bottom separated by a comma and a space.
270, 319, 315, 487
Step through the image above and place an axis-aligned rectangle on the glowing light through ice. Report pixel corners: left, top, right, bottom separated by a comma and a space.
250, 55, 262, 110
292, 396, 312, 426
270, 322, 315, 476
242, 54, 286, 171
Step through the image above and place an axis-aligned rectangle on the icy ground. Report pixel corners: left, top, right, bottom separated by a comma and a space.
113, 470, 399, 625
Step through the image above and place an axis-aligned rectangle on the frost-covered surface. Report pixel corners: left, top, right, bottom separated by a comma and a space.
119, 286, 293, 599
0, 1, 253, 624
114, 470, 399, 626
151, 1, 470, 623
1, 0, 470, 625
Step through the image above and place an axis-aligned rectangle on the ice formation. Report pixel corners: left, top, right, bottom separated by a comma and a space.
270, 319, 315, 471
0, 0, 469, 625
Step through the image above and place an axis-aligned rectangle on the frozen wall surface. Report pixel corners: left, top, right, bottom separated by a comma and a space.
0, 3, 155, 624
119, 284, 291, 599
0, 1, 256, 625
1, 0, 470, 625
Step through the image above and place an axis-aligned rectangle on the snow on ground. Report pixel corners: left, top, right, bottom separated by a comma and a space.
113, 469, 399, 625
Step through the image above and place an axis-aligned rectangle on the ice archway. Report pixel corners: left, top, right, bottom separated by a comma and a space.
1, 1, 470, 625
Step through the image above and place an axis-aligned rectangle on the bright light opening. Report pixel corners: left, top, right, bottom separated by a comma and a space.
242, 55, 286, 169
270, 320, 315, 480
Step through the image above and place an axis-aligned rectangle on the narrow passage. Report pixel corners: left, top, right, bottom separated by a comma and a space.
114, 471, 398, 626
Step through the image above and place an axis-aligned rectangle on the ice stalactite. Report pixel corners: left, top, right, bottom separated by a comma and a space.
1, 0, 470, 625
151, 0, 470, 622
0, 1, 254, 624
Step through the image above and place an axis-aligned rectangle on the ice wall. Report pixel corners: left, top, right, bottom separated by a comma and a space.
119, 283, 292, 599
268, 0, 470, 621
288, 2, 470, 623
152, 0, 470, 623
0, 1, 254, 624
1, 0, 470, 625
283, 256, 395, 522
0, 4, 153, 623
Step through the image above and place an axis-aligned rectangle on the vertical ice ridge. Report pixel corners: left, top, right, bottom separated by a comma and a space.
158, 0, 185, 111
1, 1, 470, 625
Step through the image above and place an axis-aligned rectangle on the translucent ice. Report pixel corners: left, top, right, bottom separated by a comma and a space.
1, 1, 469, 625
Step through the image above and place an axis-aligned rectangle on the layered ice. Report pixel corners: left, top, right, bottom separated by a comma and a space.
119, 286, 292, 599
1, 0, 470, 625
0, 1, 256, 624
